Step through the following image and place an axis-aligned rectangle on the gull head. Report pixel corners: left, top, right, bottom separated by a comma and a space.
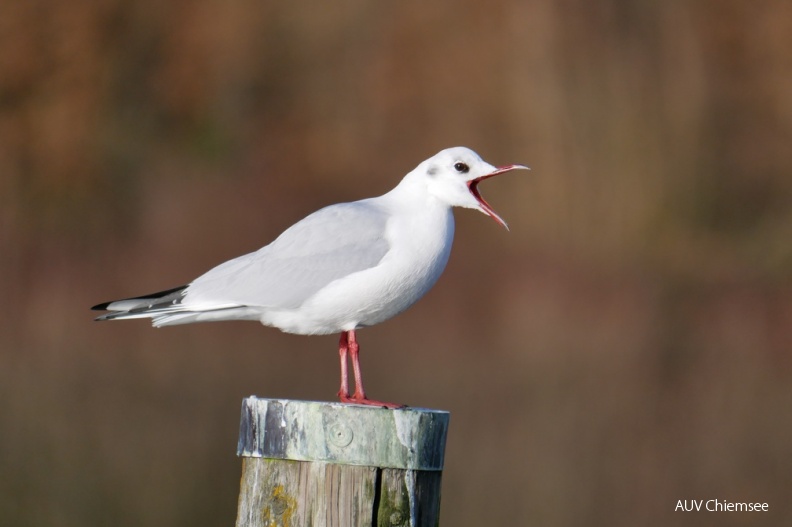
415, 146, 529, 230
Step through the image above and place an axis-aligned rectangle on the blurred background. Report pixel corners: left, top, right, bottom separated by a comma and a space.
1, 1, 791, 525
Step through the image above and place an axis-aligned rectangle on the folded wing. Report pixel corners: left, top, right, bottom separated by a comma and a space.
186, 200, 391, 310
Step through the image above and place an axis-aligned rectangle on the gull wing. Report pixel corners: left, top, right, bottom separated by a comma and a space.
184, 200, 391, 310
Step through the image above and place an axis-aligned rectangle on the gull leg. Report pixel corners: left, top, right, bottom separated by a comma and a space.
337, 332, 350, 399
348, 330, 367, 400
338, 330, 405, 409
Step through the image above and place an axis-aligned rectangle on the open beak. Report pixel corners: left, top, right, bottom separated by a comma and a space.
467, 164, 530, 230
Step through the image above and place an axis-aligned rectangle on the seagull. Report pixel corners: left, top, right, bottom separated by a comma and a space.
92, 147, 528, 408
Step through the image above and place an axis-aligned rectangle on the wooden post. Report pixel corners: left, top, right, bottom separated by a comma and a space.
235, 397, 450, 527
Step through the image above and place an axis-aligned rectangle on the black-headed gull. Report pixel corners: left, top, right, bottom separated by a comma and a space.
93, 147, 528, 407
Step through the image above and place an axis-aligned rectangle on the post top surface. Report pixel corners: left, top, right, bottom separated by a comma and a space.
237, 397, 450, 470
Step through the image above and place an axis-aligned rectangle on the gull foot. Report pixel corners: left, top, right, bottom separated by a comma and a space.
338, 394, 406, 409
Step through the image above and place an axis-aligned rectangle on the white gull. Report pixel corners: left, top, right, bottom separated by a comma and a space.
93, 146, 528, 407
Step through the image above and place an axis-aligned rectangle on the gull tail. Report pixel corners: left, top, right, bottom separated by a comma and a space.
92, 285, 261, 327
92, 286, 189, 325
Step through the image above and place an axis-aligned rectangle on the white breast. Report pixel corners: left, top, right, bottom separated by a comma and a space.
261, 199, 455, 335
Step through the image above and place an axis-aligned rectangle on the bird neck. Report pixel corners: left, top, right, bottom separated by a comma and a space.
381, 171, 442, 211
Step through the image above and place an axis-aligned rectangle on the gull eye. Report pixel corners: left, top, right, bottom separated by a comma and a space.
454, 162, 469, 174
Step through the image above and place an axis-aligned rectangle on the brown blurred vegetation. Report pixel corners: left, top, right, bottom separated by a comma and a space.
1, 1, 791, 526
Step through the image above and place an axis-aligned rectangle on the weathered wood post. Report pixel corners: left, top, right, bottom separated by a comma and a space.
235, 397, 450, 527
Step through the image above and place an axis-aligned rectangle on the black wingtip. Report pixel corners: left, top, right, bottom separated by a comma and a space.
90, 285, 188, 312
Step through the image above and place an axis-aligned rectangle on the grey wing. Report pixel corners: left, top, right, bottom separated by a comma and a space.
184, 201, 391, 309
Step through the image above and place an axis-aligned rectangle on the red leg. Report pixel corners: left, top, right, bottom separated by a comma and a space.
348, 330, 367, 399
337, 330, 405, 409
337, 332, 350, 399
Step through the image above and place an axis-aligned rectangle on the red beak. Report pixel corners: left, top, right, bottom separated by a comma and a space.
467, 164, 529, 230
